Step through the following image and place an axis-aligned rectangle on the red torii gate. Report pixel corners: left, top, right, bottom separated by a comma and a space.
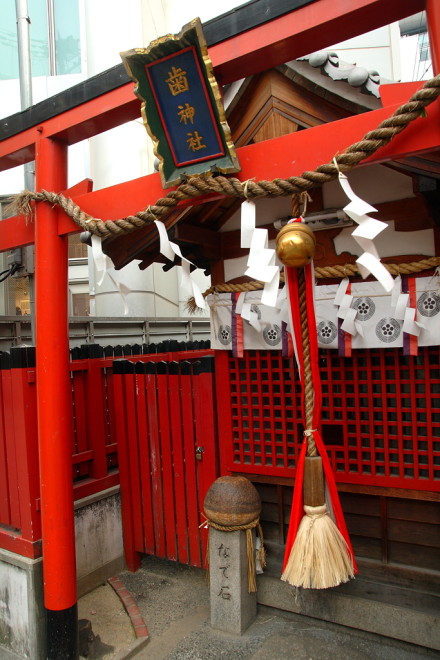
0, 0, 439, 657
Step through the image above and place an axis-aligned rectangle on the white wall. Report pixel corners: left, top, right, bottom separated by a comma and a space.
329, 23, 401, 80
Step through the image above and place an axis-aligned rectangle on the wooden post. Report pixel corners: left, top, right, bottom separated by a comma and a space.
35, 136, 78, 659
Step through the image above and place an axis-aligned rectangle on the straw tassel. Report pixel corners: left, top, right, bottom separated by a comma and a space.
281, 455, 355, 589
282, 504, 355, 589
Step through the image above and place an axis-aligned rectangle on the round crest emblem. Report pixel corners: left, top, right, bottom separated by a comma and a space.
351, 296, 375, 321
217, 325, 232, 345
417, 292, 440, 318
317, 320, 337, 344
375, 317, 401, 343
263, 324, 281, 346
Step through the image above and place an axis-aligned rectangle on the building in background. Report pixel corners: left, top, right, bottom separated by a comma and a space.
0, 2, 432, 321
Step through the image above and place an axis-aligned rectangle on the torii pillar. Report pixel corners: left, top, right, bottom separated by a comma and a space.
35, 136, 78, 659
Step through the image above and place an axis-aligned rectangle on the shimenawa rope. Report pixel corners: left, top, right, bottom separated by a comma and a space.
185, 257, 440, 313
8, 74, 440, 240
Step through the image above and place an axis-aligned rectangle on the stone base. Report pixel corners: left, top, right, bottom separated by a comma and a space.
0, 549, 45, 659
0, 487, 126, 659
257, 572, 440, 651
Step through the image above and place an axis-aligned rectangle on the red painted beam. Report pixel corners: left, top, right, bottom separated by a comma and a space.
0, 178, 93, 251
58, 84, 440, 233
0, 0, 427, 170
211, 0, 426, 84
1, 82, 438, 251
0, 85, 140, 172
0, 528, 42, 559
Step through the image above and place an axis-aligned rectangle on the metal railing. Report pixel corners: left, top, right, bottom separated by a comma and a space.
0, 316, 211, 351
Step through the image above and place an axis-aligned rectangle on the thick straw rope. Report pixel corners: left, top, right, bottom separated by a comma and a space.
186, 257, 440, 312
298, 269, 317, 457
8, 74, 440, 238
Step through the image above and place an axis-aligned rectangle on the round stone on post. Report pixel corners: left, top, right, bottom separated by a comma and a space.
204, 476, 261, 635
204, 475, 261, 526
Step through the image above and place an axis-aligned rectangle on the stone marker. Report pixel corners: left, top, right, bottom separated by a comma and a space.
204, 476, 261, 635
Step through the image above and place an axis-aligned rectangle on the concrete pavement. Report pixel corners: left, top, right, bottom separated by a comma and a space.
78, 556, 440, 659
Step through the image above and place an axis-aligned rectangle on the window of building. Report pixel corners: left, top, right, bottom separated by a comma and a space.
7, 275, 31, 316
72, 292, 90, 317
0, 0, 81, 80
68, 233, 88, 259
419, 36, 430, 63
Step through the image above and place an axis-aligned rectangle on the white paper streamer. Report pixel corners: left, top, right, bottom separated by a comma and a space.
92, 235, 131, 315
154, 220, 206, 310
356, 252, 394, 292
333, 278, 365, 337
92, 235, 112, 286
391, 275, 402, 307
239, 294, 261, 331
339, 176, 377, 216
394, 293, 410, 321
338, 173, 394, 292
106, 268, 130, 315
334, 278, 350, 306
261, 263, 280, 307
337, 293, 353, 319
235, 292, 245, 315
239, 203, 280, 308
180, 260, 205, 310
240, 200, 256, 248
403, 307, 426, 336
340, 307, 358, 335
390, 273, 427, 337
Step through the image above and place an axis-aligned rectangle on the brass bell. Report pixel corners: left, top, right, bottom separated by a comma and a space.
276, 221, 316, 268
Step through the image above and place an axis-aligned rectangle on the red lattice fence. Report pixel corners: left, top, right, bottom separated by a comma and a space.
220, 347, 440, 491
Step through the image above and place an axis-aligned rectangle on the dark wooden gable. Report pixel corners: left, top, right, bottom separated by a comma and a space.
227, 68, 351, 146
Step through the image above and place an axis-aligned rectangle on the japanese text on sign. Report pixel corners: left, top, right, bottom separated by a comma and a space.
145, 46, 224, 167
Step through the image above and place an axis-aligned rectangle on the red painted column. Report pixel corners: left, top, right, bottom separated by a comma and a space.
35, 136, 78, 659
426, 0, 440, 75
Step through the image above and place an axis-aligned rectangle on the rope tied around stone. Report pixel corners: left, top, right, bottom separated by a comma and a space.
7, 73, 440, 239
205, 518, 261, 533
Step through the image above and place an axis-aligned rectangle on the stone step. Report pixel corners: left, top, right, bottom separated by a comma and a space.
257, 572, 440, 651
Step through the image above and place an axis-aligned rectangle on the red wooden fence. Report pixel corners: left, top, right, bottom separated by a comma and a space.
1, 342, 439, 562
0, 344, 214, 560
112, 354, 218, 570
0, 348, 41, 557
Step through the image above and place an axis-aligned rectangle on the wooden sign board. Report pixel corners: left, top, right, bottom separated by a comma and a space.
121, 18, 240, 188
